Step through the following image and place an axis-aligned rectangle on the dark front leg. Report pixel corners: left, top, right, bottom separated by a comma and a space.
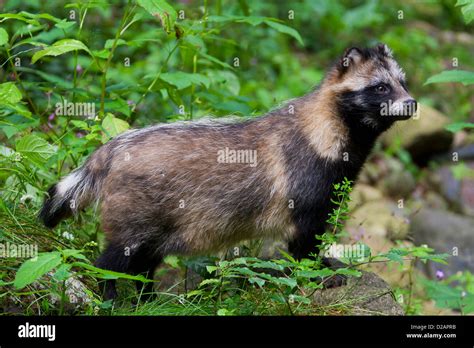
287, 217, 325, 260
288, 221, 347, 288
288, 229, 320, 260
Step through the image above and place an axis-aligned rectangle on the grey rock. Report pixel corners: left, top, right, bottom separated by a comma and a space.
427, 162, 474, 217
410, 208, 474, 278
312, 271, 404, 315
381, 104, 453, 165
346, 199, 410, 240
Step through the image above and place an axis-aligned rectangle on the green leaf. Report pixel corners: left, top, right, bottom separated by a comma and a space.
217, 308, 232, 316
456, 0, 474, 23
16, 134, 55, 165
423, 278, 474, 313
61, 249, 88, 261
248, 277, 266, 287
206, 265, 218, 273
14, 252, 63, 289
0, 28, 8, 46
0, 13, 39, 25
72, 261, 151, 282
54, 19, 76, 30
199, 52, 233, 70
137, 0, 177, 34
451, 163, 474, 180
53, 263, 72, 282
251, 260, 284, 271
296, 269, 334, 278
164, 255, 181, 268
0, 82, 22, 104
101, 113, 130, 140
31, 39, 92, 64
104, 38, 127, 49
264, 20, 304, 45
445, 122, 474, 133
290, 294, 311, 304
274, 277, 297, 288
335, 268, 362, 277
424, 70, 474, 86
160, 71, 210, 90
104, 98, 131, 117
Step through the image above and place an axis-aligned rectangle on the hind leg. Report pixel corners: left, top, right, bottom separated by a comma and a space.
95, 241, 162, 301
95, 242, 129, 301
128, 249, 162, 301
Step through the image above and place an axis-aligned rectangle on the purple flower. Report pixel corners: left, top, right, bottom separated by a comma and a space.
435, 269, 445, 280
76, 64, 83, 74
47, 113, 56, 128
127, 100, 134, 106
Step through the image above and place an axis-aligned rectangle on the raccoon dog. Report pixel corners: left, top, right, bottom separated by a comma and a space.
39, 43, 417, 300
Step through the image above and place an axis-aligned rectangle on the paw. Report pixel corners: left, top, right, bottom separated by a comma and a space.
321, 273, 347, 289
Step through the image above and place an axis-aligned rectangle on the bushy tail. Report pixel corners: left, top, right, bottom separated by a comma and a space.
39, 167, 99, 228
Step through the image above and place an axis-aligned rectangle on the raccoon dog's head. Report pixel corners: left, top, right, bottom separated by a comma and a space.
333, 43, 417, 132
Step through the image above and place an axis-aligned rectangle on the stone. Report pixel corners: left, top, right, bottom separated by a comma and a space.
410, 208, 474, 278
346, 200, 410, 241
428, 162, 474, 217
312, 271, 405, 315
349, 184, 384, 211
381, 104, 453, 165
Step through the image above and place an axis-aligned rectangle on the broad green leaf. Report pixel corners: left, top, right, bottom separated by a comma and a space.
72, 261, 151, 282
14, 252, 62, 289
104, 38, 127, 49
53, 263, 72, 282
31, 39, 92, 63
104, 98, 131, 117
0, 82, 22, 104
249, 277, 266, 287
71, 120, 89, 130
423, 278, 474, 313
61, 249, 88, 261
296, 269, 334, 279
383, 249, 405, 264
274, 277, 297, 288
425, 70, 474, 86
445, 122, 474, 133
137, 0, 177, 33
16, 134, 55, 165
335, 268, 362, 277
457, 0, 474, 23
55, 19, 76, 30
101, 113, 130, 139
206, 265, 218, 273
163, 255, 180, 268
264, 20, 304, 45
160, 71, 210, 90
0, 28, 8, 46
0, 13, 39, 25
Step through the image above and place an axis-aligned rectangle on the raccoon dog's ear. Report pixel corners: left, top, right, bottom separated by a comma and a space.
339, 47, 363, 72
376, 43, 393, 58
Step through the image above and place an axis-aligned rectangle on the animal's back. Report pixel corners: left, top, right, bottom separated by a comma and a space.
96, 116, 296, 255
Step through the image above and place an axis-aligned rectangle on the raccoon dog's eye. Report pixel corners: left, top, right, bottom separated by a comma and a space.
374, 84, 390, 94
